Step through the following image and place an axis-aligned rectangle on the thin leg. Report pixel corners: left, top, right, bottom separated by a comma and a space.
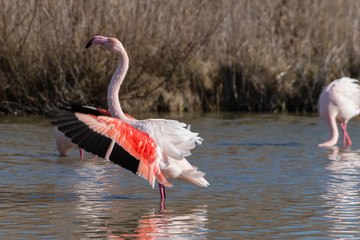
340, 122, 352, 146
79, 149, 84, 158
344, 129, 352, 146
158, 183, 166, 200
340, 122, 346, 146
158, 183, 166, 210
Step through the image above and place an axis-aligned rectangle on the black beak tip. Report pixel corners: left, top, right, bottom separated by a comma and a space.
85, 38, 94, 49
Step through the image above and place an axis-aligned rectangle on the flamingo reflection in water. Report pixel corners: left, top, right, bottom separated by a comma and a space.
119, 206, 208, 239
69, 162, 208, 239
322, 146, 360, 237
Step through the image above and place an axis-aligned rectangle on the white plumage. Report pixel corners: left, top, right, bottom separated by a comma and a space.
318, 77, 360, 147
54, 126, 83, 157
136, 119, 208, 187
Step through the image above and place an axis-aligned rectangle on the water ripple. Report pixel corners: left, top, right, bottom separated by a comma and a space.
2, 114, 360, 238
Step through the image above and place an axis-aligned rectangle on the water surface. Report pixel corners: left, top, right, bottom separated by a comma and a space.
1, 113, 360, 239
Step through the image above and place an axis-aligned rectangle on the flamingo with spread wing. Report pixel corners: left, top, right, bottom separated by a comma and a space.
52, 36, 209, 201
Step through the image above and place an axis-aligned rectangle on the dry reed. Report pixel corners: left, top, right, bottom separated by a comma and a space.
1, 0, 360, 114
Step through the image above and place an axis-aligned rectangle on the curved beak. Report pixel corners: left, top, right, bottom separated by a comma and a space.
85, 38, 95, 49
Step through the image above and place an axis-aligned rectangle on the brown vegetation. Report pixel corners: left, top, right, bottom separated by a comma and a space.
1, 0, 360, 114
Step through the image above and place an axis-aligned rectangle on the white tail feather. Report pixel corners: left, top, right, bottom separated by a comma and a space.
178, 169, 209, 187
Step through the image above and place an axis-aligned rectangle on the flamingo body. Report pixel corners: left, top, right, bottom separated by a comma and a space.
53, 106, 111, 157
52, 36, 208, 201
54, 126, 83, 157
318, 77, 360, 147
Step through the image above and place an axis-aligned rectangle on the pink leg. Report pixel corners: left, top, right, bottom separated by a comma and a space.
158, 183, 166, 200
340, 122, 346, 146
80, 149, 84, 158
340, 122, 352, 146
158, 183, 166, 210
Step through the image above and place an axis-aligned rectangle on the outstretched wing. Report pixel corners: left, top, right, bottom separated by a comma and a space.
51, 106, 171, 188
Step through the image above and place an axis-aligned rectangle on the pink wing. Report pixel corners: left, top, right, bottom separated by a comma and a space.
52, 106, 171, 187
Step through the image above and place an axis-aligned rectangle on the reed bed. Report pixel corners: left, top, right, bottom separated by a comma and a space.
1, 0, 360, 114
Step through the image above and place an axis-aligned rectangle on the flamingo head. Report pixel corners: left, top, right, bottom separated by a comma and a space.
85, 36, 124, 53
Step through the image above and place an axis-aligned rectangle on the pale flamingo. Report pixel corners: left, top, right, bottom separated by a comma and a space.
318, 77, 360, 147
52, 36, 209, 201
53, 107, 111, 157
54, 126, 83, 157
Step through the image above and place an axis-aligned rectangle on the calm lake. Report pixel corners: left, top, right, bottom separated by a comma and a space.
1, 112, 360, 239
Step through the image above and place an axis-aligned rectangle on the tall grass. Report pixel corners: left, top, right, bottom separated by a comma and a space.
1, 0, 360, 114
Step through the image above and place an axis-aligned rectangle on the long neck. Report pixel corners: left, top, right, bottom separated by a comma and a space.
107, 49, 136, 125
